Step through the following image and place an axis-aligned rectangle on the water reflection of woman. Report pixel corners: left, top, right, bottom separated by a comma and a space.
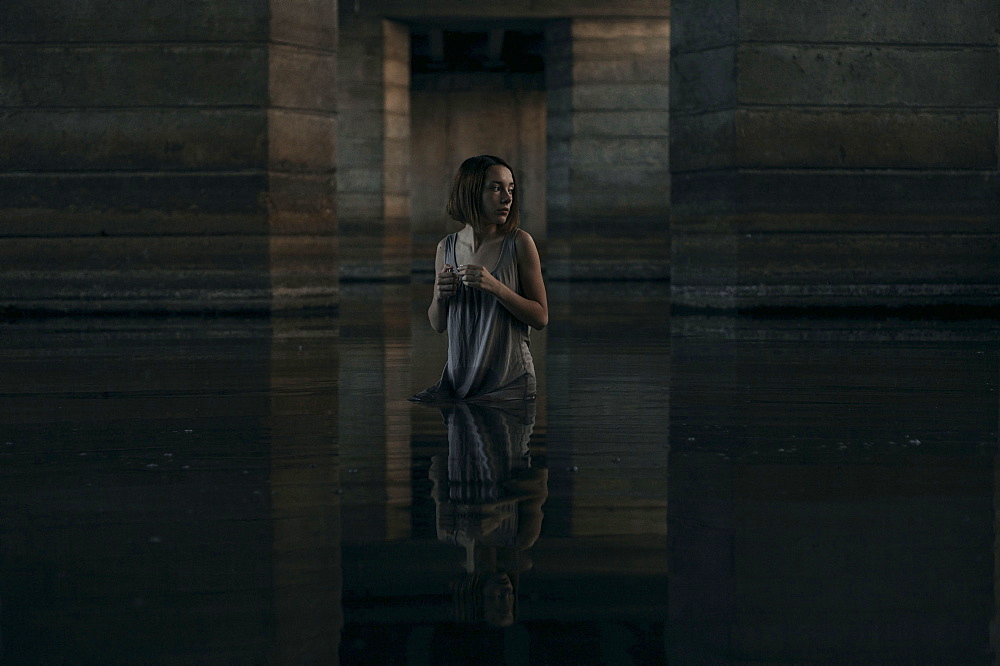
429, 401, 547, 627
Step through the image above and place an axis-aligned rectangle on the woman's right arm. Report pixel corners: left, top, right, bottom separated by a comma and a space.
428, 239, 455, 333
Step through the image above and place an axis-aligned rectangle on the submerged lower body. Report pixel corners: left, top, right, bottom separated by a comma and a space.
409, 370, 536, 405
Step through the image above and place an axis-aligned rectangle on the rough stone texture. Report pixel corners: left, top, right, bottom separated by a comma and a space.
546, 18, 671, 280
0, 0, 338, 313
336, 11, 410, 280
671, 0, 1000, 309
266, 0, 339, 310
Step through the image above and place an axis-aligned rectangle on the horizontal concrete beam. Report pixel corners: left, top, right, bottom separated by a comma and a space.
268, 110, 337, 172
547, 110, 670, 137
0, 235, 272, 271
367, 0, 669, 18
735, 110, 996, 169
562, 165, 672, 190
0, 173, 267, 213
1, 211, 269, 237
337, 167, 383, 194
670, 0, 738, 52
268, 45, 337, 112
0, 270, 272, 313
336, 192, 383, 220
563, 136, 671, 168
672, 0, 998, 52
670, 211, 998, 236
561, 191, 671, 218
0, 45, 268, 107
570, 18, 671, 40
740, 0, 999, 45
673, 170, 999, 217
550, 57, 666, 90
2, 0, 338, 48
672, 232, 1000, 286
738, 45, 998, 108
0, 0, 269, 42
670, 47, 738, 113
547, 214, 669, 238
267, 171, 336, 217
1, 109, 267, 171
550, 83, 671, 111
673, 110, 997, 171
270, 0, 338, 49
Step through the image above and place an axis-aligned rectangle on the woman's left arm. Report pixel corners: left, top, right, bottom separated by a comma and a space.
456, 230, 548, 330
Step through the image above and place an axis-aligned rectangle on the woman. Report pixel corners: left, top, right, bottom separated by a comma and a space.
411, 155, 547, 403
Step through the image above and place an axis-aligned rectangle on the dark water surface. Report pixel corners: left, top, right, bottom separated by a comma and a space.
1, 283, 997, 664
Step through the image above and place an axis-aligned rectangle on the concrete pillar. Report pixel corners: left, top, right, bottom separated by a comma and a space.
670, 0, 1000, 309
267, 0, 340, 312
0, 0, 337, 313
337, 12, 411, 280
545, 18, 670, 280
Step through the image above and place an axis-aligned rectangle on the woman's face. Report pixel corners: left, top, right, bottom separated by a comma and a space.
482, 573, 515, 627
479, 165, 514, 228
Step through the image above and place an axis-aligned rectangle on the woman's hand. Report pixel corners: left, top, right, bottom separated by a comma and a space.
456, 264, 498, 294
435, 264, 458, 301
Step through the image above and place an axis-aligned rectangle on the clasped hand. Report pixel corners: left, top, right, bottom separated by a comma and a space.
435, 263, 496, 299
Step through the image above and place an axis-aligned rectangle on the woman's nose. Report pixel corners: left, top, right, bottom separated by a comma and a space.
501, 191, 511, 203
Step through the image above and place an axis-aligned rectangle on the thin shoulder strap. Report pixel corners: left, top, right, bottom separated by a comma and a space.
444, 233, 457, 266
502, 230, 517, 262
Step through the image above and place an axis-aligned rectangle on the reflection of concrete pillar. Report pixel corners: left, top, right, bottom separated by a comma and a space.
338, 285, 413, 543
545, 284, 669, 538
994, 429, 1000, 654
337, 12, 411, 280
670, 0, 1000, 309
269, 317, 342, 663
669, 321, 998, 660
545, 18, 670, 280
0, 0, 337, 313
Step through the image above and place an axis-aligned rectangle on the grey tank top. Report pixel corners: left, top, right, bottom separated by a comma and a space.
412, 231, 536, 403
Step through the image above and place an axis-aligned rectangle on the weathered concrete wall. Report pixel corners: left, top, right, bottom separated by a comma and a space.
0, 0, 337, 313
545, 18, 671, 280
337, 11, 411, 280
410, 82, 547, 253
671, 0, 1000, 309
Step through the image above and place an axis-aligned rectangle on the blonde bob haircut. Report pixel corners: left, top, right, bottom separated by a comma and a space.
446, 155, 520, 234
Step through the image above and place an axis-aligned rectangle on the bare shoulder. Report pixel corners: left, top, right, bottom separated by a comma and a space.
513, 229, 539, 252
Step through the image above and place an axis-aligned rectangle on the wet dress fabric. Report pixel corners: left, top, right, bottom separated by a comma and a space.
410, 231, 536, 404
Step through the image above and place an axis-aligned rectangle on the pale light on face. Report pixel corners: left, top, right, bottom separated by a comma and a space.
479, 165, 514, 228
